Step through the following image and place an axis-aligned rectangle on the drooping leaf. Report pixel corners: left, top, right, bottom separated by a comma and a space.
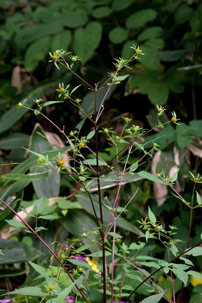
140, 292, 165, 303
29, 124, 60, 198
148, 206, 156, 224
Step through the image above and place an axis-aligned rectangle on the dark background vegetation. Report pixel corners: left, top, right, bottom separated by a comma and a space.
0, 0, 202, 302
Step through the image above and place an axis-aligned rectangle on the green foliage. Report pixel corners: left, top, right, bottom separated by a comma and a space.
1, 1, 202, 303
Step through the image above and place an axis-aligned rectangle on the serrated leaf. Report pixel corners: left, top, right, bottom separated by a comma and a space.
8, 286, 46, 296
172, 268, 188, 286
140, 292, 165, 303
184, 247, 202, 257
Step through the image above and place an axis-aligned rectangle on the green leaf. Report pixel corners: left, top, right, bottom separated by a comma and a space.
8, 286, 46, 296
172, 169, 179, 182
175, 4, 194, 24
138, 26, 163, 41
137, 171, 167, 185
29, 124, 60, 198
0, 133, 29, 150
122, 40, 137, 60
81, 85, 116, 116
16, 23, 63, 45
0, 239, 41, 264
148, 206, 156, 224
41, 101, 64, 108
68, 259, 91, 268
76, 193, 142, 235
29, 260, 49, 277
92, 6, 112, 18
140, 292, 165, 303
33, 198, 45, 213
0, 192, 21, 231
84, 158, 107, 166
155, 47, 194, 62
76, 116, 87, 131
38, 215, 58, 220
188, 270, 202, 280
126, 9, 157, 29
87, 130, 95, 140
112, 0, 134, 11
77, 244, 92, 252
5, 220, 24, 228
51, 11, 87, 28
196, 191, 202, 205
109, 27, 128, 44
87, 250, 111, 257
2, 171, 49, 181
25, 36, 51, 72
50, 30, 72, 53
172, 268, 188, 286
56, 198, 81, 209
184, 247, 202, 257
72, 21, 102, 65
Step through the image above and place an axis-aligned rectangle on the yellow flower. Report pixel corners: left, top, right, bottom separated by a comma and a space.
80, 142, 85, 147
142, 221, 147, 226
58, 160, 64, 166
37, 157, 43, 162
60, 87, 65, 93
52, 55, 57, 60
190, 275, 202, 287
125, 117, 130, 121
48, 285, 54, 290
116, 238, 121, 242
69, 131, 74, 136
61, 254, 66, 258
172, 117, 177, 122
18, 102, 22, 107
136, 48, 142, 53
157, 173, 160, 177
195, 177, 199, 182
86, 257, 100, 273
